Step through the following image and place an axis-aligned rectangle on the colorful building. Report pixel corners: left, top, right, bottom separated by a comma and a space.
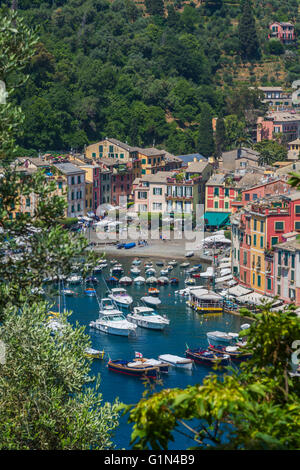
232, 192, 300, 296
205, 174, 239, 229
269, 22, 295, 44
273, 235, 300, 306
53, 163, 86, 218
256, 112, 300, 142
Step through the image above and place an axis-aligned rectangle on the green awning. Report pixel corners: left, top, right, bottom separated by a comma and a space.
204, 212, 231, 228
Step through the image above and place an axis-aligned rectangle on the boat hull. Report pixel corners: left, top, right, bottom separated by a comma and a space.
108, 361, 158, 378
127, 317, 168, 330
90, 322, 133, 336
186, 349, 230, 366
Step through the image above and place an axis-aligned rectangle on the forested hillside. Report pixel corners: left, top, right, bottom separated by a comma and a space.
3, 0, 300, 155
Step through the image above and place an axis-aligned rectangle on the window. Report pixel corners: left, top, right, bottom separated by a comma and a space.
278, 251, 281, 264
71, 192, 74, 200
260, 236, 264, 248
142, 159, 147, 165
99, 145, 103, 153
257, 275, 261, 287
225, 188, 229, 197
78, 175, 81, 184
252, 194, 258, 200
295, 221, 300, 230
295, 205, 300, 214
71, 176, 75, 185
109, 145, 113, 153
58, 182, 63, 190
254, 219, 257, 231
26, 198, 30, 207
245, 194, 250, 201
275, 221, 284, 231
214, 201, 218, 209
253, 234, 257, 246
260, 221, 264, 232
77, 203, 81, 211
214, 187, 219, 196
71, 205, 74, 213
253, 273, 255, 284
277, 284, 281, 295
120, 153, 124, 159
142, 169, 146, 175
138, 191, 147, 199
153, 187, 162, 196
153, 202, 162, 211
292, 255, 295, 269
92, 152, 96, 158
271, 236, 278, 246
225, 202, 229, 209
267, 278, 272, 290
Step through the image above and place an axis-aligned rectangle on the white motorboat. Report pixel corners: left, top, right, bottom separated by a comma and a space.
132, 258, 141, 266
185, 277, 196, 285
127, 306, 169, 330
185, 251, 194, 258
158, 276, 169, 285
180, 262, 190, 268
207, 331, 239, 346
169, 260, 177, 266
146, 276, 158, 285
141, 296, 162, 307
200, 267, 214, 278
119, 276, 132, 286
110, 264, 124, 276
160, 269, 169, 276
145, 268, 156, 276
93, 265, 103, 273
158, 354, 193, 370
108, 287, 133, 308
67, 274, 82, 285
133, 276, 145, 285
90, 310, 137, 336
130, 266, 141, 276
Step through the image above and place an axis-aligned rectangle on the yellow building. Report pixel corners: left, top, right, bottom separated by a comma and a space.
85, 138, 134, 162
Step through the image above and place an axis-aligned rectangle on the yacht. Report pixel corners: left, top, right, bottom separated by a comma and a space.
90, 310, 137, 336
108, 287, 133, 308
127, 306, 169, 330
133, 276, 145, 285
67, 274, 82, 285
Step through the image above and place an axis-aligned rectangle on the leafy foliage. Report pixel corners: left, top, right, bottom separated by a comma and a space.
126, 303, 300, 450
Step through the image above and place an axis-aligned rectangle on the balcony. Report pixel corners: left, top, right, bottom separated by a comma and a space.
166, 195, 193, 201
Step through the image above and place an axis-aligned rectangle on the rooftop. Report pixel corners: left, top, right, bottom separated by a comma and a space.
53, 163, 85, 175
185, 161, 210, 174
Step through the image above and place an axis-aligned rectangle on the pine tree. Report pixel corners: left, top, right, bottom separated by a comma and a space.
215, 116, 226, 159
238, 0, 261, 61
197, 103, 215, 158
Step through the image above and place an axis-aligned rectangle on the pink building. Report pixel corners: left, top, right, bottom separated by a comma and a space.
257, 112, 300, 142
242, 178, 291, 205
269, 22, 295, 44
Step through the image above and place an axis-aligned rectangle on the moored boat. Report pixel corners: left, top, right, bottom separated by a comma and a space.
107, 359, 159, 378
90, 310, 137, 336
108, 287, 133, 308
84, 347, 105, 359
148, 287, 160, 296
127, 306, 169, 330
158, 354, 193, 370
119, 276, 133, 286
84, 287, 96, 296
185, 348, 230, 366
208, 344, 251, 361
133, 276, 145, 285
141, 296, 162, 307
206, 330, 239, 345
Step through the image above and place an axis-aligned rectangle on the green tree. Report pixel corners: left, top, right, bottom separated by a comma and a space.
0, 6, 120, 449
214, 115, 226, 159
197, 103, 215, 158
126, 303, 300, 449
254, 140, 288, 166
145, 0, 164, 17
238, 0, 261, 61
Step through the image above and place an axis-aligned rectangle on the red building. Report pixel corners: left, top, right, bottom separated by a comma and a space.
242, 178, 291, 205
111, 162, 134, 206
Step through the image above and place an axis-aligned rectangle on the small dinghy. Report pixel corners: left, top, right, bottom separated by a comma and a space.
85, 287, 96, 296
185, 277, 196, 285
133, 276, 145, 285
169, 260, 177, 266
84, 348, 105, 359
62, 288, 76, 296
185, 251, 194, 258
145, 268, 156, 276
170, 277, 179, 284
141, 296, 162, 307
156, 261, 164, 267
107, 359, 159, 379
144, 262, 153, 269
148, 287, 160, 296
185, 348, 230, 366
207, 331, 239, 346
158, 354, 193, 370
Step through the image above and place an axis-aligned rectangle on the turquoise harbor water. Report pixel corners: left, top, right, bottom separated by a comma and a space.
47, 255, 246, 450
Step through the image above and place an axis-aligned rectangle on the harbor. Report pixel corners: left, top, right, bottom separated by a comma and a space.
45, 254, 250, 449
